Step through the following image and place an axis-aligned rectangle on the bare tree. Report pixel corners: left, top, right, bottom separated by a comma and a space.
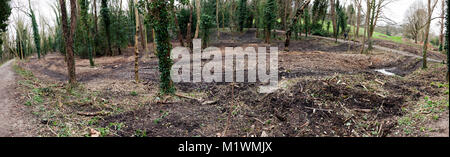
330, 0, 337, 42
59, 0, 77, 86
403, 1, 426, 44
172, 2, 184, 47
353, 0, 362, 40
361, 0, 394, 53
360, 0, 371, 53
439, 0, 445, 50
194, 0, 200, 38
186, 3, 193, 50
422, 0, 440, 69
134, 0, 140, 82
216, 0, 220, 38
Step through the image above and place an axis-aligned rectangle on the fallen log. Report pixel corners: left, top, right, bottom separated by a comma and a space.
77, 111, 110, 116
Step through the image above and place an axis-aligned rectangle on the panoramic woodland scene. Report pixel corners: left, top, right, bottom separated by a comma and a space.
0, 0, 448, 137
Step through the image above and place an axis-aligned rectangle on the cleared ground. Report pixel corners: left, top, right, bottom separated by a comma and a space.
13, 31, 449, 137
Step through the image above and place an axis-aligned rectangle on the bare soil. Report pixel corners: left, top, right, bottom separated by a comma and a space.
372, 39, 446, 62
0, 60, 36, 137
13, 32, 449, 137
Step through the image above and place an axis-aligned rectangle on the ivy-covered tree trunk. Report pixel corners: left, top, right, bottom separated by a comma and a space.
101, 0, 113, 56
304, 7, 310, 38
59, 0, 77, 86
151, 0, 175, 94
80, 0, 94, 66
284, 0, 311, 51
264, 0, 277, 44
238, 0, 247, 32
93, 0, 98, 58
28, 0, 41, 59
0, 0, 12, 51
117, 0, 123, 55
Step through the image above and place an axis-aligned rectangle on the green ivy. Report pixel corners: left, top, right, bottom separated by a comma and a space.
29, 0, 41, 59
263, 0, 277, 42
101, 0, 113, 55
200, 14, 215, 48
150, 0, 175, 95
237, 0, 247, 32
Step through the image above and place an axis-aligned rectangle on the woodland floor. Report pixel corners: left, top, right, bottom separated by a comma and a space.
11, 31, 449, 137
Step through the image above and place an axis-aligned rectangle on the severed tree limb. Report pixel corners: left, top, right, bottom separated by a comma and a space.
77, 111, 110, 116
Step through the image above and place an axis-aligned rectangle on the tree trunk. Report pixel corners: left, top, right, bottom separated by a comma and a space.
284, 0, 311, 51
367, 0, 378, 50
447, 0, 449, 82
348, 11, 353, 52
152, 28, 157, 54
173, 6, 185, 47
59, 0, 77, 86
355, 0, 361, 40
134, 0, 140, 82
330, 0, 337, 42
361, 0, 370, 54
230, 0, 237, 31
83, 0, 94, 66
282, 0, 287, 31
422, 0, 439, 69
141, 15, 148, 57
117, 0, 123, 55
150, 0, 175, 94
423, 24, 430, 69
140, 14, 146, 51
439, 0, 444, 51
423, 0, 432, 69
93, 0, 98, 58
187, 4, 193, 50
69, 0, 77, 83
216, 0, 220, 38
222, 0, 225, 30
194, 0, 201, 38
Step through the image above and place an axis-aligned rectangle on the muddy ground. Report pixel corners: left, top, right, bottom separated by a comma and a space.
14, 31, 449, 137
372, 39, 446, 61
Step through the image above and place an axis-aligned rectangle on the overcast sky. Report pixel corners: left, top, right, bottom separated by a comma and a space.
6, 0, 445, 36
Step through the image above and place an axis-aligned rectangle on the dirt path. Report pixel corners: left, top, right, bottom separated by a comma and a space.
427, 111, 449, 137
312, 35, 443, 63
0, 59, 34, 137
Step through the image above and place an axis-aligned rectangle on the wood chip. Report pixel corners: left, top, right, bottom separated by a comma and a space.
175, 93, 203, 102
202, 100, 218, 105
354, 109, 372, 113
375, 79, 385, 85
